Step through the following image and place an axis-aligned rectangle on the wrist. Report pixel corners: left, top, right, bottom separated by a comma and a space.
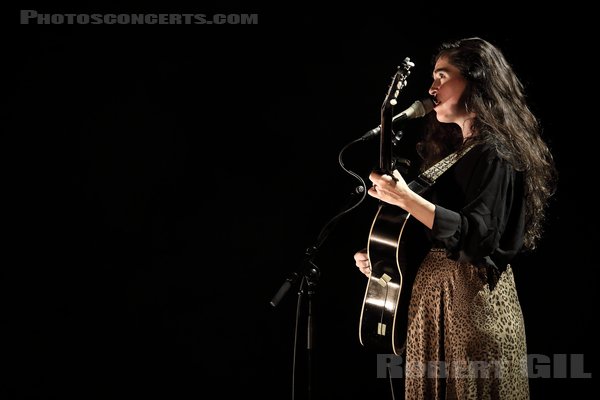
398, 188, 416, 211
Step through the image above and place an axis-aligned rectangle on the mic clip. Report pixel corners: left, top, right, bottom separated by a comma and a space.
392, 129, 403, 146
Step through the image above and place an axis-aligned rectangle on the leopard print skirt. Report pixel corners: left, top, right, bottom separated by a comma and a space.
404, 249, 529, 400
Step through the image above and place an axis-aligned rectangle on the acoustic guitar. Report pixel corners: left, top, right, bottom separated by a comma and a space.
358, 58, 419, 356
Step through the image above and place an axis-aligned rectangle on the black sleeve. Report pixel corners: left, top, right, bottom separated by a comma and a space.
430, 149, 517, 265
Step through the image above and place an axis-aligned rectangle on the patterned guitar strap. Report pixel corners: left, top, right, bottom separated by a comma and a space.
408, 144, 476, 195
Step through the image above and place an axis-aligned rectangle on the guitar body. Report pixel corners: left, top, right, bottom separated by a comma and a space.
359, 204, 413, 355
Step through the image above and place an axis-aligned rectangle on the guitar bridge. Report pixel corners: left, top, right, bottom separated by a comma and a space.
377, 273, 392, 287
377, 323, 387, 336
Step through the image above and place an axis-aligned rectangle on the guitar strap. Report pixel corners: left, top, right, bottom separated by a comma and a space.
410, 144, 476, 195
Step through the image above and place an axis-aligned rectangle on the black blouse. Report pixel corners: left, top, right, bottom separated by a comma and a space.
426, 142, 526, 272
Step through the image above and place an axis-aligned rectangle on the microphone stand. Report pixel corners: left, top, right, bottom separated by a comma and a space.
270, 183, 366, 400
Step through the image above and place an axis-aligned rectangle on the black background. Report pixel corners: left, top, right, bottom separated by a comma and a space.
9, 6, 595, 399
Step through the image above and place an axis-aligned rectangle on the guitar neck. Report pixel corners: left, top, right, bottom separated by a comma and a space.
379, 107, 394, 173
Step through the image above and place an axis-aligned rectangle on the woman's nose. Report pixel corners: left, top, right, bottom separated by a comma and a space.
429, 79, 439, 96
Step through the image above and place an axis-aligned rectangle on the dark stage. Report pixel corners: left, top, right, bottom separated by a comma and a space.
9, 8, 595, 399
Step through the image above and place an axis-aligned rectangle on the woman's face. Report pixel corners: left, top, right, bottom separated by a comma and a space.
428, 56, 470, 124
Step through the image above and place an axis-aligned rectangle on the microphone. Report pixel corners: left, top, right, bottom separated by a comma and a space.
361, 98, 435, 140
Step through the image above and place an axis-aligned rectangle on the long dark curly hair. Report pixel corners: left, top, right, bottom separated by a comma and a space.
417, 37, 557, 249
